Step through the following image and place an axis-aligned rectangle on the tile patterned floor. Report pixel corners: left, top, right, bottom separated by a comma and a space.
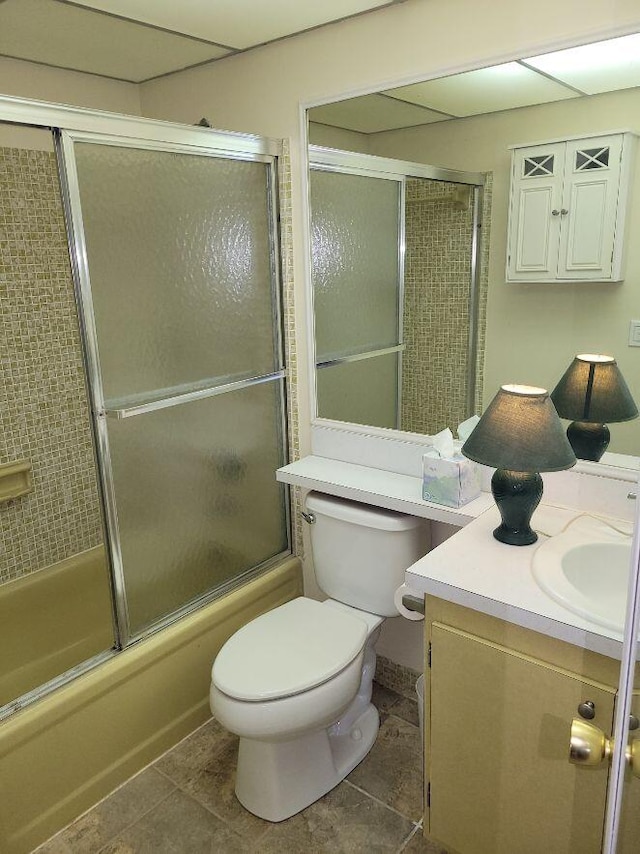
34, 683, 446, 854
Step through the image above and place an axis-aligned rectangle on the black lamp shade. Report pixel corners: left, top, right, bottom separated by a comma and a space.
551, 354, 638, 424
461, 384, 576, 473
461, 385, 576, 546
551, 354, 638, 461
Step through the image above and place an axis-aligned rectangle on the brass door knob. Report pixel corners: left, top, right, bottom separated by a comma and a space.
569, 719, 640, 778
569, 718, 612, 767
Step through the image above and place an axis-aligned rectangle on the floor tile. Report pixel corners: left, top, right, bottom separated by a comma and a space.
99, 789, 246, 854
153, 718, 233, 787
348, 713, 423, 821
401, 826, 448, 853
257, 780, 416, 853
371, 682, 403, 721
34, 768, 176, 854
390, 695, 421, 728
155, 718, 270, 842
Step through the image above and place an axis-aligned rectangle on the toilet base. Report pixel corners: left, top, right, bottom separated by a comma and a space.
235, 702, 379, 822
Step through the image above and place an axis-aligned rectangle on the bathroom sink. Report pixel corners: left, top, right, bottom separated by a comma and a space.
532, 518, 632, 631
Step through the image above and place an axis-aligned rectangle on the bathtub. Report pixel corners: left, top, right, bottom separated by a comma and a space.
0, 545, 114, 709
0, 554, 302, 854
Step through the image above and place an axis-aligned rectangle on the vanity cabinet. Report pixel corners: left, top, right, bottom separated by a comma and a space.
423, 597, 640, 854
506, 132, 635, 283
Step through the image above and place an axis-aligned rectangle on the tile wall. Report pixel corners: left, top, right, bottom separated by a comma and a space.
401, 177, 490, 435
0, 145, 103, 583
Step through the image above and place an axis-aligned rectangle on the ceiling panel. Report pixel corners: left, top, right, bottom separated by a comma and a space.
0, 0, 231, 82
524, 33, 640, 96
310, 94, 450, 134
384, 62, 579, 117
66, 0, 393, 49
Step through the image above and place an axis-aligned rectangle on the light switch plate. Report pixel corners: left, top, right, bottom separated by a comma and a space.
629, 320, 640, 347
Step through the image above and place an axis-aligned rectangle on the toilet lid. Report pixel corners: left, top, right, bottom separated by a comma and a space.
212, 597, 368, 701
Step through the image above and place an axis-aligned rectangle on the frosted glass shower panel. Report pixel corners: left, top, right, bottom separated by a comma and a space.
73, 143, 279, 402
310, 169, 401, 360
316, 352, 399, 429
107, 381, 288, 635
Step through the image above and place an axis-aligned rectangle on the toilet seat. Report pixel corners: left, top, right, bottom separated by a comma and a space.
212, 597, 368, 702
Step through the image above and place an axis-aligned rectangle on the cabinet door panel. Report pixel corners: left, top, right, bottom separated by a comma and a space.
507, 143, 563, 281
557, 136, 622, 280
427, 623, 615, 854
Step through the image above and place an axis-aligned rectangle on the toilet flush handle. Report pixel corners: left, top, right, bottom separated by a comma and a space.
301, 511, 316, 524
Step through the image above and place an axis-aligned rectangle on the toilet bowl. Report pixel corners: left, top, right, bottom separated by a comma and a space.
210, 597, 383, 821
209, 492, 427, 822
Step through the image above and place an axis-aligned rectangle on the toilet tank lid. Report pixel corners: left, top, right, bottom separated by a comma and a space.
306, 492, 423, 532
212, 597, 368, 701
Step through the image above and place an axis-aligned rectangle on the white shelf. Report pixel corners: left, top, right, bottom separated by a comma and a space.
276, 456, 493, 526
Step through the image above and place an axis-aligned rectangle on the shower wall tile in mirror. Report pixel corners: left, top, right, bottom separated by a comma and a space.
401, 177, 490, 434
0, 130, 113, 710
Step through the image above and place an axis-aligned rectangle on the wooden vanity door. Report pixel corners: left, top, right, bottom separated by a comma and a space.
426, 623, 616, 854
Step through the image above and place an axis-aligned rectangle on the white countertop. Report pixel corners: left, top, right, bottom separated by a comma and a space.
406, 503, 632, 659
276, 456, 493, 526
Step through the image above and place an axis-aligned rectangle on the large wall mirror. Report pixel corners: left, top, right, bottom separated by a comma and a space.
307, 32, 640, 460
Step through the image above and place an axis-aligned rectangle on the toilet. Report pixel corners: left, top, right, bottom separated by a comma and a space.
209, 491, 427, 822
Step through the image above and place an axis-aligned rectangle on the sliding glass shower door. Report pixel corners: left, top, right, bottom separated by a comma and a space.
57, 131, 289, 642
310, 166, 403, 429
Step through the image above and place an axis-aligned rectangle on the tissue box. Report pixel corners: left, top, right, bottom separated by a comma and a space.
422, 452, 481, 508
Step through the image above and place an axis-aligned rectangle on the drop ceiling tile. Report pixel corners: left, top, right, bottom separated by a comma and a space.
309, 95, 449, 134
385, 62, 579, 117
309, 95, 448, 133
525, 33, 640, 95
66, 0, 392, 49
0, 0, 231, 82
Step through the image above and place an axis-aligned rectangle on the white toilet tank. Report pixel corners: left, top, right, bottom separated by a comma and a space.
305, 492, 428, 617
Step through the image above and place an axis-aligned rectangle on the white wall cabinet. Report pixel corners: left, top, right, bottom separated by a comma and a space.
506, 132, 636, 283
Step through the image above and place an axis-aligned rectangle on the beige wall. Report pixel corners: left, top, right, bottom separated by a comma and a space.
138, 0, 640, 668
369, 87, 640, 455
308, 121, 370, 152
0, 56, 141, 115
139, 0, 640, 463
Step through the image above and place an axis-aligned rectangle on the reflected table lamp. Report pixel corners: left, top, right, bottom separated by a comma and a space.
461, 384, 576, 546
551, 354, 638, 462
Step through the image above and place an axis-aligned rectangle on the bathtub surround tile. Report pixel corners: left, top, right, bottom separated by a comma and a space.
0, 145, 104, 584
33, 684, 435, 854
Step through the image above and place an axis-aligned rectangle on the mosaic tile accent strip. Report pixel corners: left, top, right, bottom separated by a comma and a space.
277, 140, 303, 559
0, 146, 104, 583
401, 178, 488, 435
375, 654, 422, 700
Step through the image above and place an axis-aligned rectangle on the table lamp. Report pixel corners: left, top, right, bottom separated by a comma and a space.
461, 384, 576, 546
550, 354, 638, 462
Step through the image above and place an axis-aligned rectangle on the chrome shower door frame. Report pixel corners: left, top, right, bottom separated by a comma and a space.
308, 146, 485, 429
55, 126, 289, 649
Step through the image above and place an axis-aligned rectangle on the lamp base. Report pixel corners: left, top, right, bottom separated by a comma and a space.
566, 421, 609, 462
491, 469, 543, 546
